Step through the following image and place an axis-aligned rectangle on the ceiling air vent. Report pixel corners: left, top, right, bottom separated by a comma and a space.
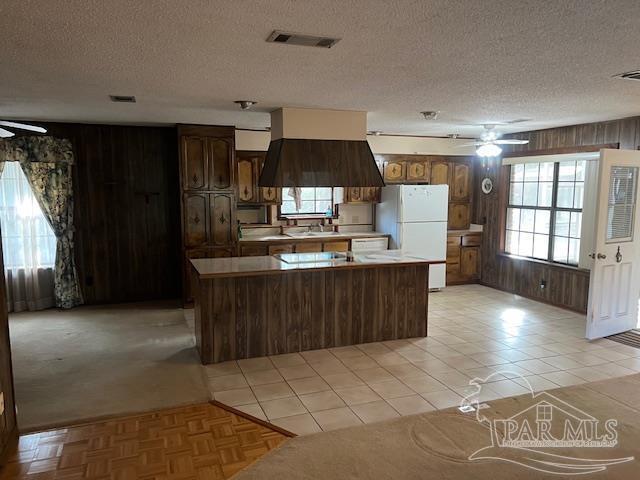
266, 30, 340, 48
109, 95, 136, 103
614, 70, 640, 81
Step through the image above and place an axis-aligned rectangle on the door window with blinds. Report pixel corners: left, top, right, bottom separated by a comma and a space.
505, 160, 586, 265
606, 166, 638, 242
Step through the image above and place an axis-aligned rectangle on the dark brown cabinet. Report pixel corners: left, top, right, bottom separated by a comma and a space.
446, 233, 481, 284
237, 157, 257, 203
449, 203, 471, 230
184, 193, 208, 247
236, 151, 282, 205
209, 138, 234, 190
451, 162, 471, 201
181, 135, 234, 191
339, 186, 381, 204
210, 193, 236, 246
406, 160, 430, 182
383, 160, 405, 182
179, 125, 237, 304
460, 246, 480, 278
182, 136, 208, 190
430, 160, 450, 185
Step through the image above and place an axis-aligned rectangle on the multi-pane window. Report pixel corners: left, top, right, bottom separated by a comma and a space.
0, 162, 57, 270
281, 187, 333, 216
505, 160, 586, 265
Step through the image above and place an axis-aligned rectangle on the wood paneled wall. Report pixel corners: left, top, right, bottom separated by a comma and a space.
21, 123, 181, 304
473, 116, 640, 312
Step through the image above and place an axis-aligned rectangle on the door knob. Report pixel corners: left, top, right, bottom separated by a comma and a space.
597, 253, 607, 259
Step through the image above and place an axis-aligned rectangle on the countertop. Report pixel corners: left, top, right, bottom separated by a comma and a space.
191, 250, 444, 279
447, 224, 484, 235
239, 232, 390, 243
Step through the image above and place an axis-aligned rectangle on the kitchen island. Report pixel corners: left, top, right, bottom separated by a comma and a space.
190, 251, 444, 364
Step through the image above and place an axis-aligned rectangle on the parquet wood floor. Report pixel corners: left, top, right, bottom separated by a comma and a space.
0, 402, 291, 480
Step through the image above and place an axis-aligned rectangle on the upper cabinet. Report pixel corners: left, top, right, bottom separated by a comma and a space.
429, 160, 450, 185
180, 127, 234, 192
451, 162, 471, 201
209, 138, 234, 190
376, 154, 474, 230
406, 160, 430, 182
237, 157, 257, 202
383, 160, 405, 183
236, 151, 282, 205
182, 136, 208, 190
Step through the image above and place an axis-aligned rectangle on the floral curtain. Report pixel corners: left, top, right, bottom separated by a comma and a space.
0, 136, 83, 308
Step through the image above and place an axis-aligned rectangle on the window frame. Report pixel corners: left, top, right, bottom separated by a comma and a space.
277, 187, 336, 220
504, 161, 584, 266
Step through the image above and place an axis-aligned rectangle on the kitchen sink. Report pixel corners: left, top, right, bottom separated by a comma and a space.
285, 231, 341, 238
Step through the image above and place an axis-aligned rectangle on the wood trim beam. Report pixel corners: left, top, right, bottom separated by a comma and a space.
502, 143, 620, 158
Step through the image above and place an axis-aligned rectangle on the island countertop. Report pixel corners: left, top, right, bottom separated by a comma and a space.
190, 250, 445, 279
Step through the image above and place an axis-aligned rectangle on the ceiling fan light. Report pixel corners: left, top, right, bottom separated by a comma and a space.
476, 143, 502, 157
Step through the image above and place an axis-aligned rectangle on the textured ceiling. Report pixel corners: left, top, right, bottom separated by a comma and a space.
1, 0, 640, 137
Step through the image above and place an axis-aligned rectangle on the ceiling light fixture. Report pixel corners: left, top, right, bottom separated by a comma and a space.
421, 111, 439, 120
368, 130, 382, 136
476, 143, 502, 157
235, 100, 257, 110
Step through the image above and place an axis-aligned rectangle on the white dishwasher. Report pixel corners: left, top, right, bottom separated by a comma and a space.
350, 237, 389, 253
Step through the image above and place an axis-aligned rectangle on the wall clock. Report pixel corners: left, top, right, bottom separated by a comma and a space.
481, 177, 493, 194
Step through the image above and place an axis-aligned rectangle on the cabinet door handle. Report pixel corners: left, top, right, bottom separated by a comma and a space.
193, 214, 200, 224
219, 214, 226, 224
192, 174, 199, 184
597, 253, 606, 259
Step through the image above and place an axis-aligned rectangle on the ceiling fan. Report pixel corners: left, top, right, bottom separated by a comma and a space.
0, 121, 47, 138
460, 125, 528, 157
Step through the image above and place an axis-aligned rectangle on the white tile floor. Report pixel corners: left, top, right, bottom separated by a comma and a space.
203, 285, 640, 435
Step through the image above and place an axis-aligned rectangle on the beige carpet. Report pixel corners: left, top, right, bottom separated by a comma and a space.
9, 301, 210, 431
234, 374, 640, 479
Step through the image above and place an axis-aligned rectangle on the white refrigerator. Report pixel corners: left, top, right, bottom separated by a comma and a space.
376, 185, 448, 289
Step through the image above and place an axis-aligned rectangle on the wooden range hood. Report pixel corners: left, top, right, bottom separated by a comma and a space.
259, 107, 385, 187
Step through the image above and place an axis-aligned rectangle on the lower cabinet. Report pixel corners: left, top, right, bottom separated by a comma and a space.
446, 233, 481, 284
268, 244, 294, 255
323, 241, 349, 252
241, 239, 354, 257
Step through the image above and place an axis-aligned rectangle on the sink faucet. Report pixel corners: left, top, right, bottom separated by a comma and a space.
307, 222, 323, 233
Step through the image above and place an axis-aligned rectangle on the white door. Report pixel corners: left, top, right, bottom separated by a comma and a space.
586, 149, 640, 339
400, 185, 449, 222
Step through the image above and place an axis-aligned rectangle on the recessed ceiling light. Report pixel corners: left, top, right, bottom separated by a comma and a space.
109, 95, 136, 103
421, 111, 439, 120
368, 130, 382, 136
448, 133, 459, 139
235, 100, 257, 110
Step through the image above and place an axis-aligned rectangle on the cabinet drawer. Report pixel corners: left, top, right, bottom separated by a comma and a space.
294, 242, 323, 253
323, 241, 349, 252
462, 233, 482, 247
268, 244, 294, 255
240, 245, 268, 257
447, 235, 463, 247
